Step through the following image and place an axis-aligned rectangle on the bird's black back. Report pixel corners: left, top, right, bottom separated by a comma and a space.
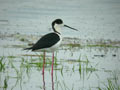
31, 33, 60, 51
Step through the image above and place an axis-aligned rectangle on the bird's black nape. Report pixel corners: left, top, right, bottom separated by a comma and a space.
52, 19, 63, 33
52, 19, 63, 27
52, 19, 63, 25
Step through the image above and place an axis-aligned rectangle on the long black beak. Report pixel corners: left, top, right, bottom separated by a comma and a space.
64, 24, 78, 31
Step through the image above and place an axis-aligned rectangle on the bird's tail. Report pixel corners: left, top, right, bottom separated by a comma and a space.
24, 47, 32, 50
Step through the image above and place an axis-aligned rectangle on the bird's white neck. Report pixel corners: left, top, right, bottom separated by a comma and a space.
53, 24, 62, 34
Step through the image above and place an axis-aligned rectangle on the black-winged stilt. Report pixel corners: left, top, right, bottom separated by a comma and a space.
24, 19, 78, 75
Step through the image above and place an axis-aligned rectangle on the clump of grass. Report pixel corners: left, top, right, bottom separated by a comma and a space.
98, 71, 120, 90
86, 66, 98, 72
100, 79, 120, 90
7, 56, 16, 58
9, 59, 20, 78
0, 77, 9, 90
20, 38, 25, 42
3, 77, 8, 89
67, 43, 81, 48
77, 56, 89, 64
0, 57, 5, 72
54, 56, 58, 66
20, 57, 32, 76
86, 44, 120, 48
86, 62, 99, 74
78, 55, 90, 75
79, 62, 82, 75
106, 79, 116, 90
60, 65, 63, 76
29, 62, 43, 68
27, 56, 43, 69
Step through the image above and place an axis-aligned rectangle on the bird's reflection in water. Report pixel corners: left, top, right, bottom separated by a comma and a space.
51, 72, 54, 90
42, 70, 54, 90
42, 71, 45, 90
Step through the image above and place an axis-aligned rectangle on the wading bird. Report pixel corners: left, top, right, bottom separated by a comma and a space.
24, 19, 78, 75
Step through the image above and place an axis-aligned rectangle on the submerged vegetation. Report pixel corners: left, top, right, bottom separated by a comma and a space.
0, 57, 5, 72
0, 55, 119, 90
97, 71, 120, 90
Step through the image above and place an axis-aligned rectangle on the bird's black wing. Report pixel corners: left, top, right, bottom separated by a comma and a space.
31, 33, 60, 51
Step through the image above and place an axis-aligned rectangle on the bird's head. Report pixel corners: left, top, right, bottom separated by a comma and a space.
52, 19, 78, 34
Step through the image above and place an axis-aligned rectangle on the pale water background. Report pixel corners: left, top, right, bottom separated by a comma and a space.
0, 0, 120, 90
0, 0, 120, 39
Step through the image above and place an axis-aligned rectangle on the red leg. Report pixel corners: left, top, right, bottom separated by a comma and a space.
42, 51, 45, 75
51, 52, 54, 76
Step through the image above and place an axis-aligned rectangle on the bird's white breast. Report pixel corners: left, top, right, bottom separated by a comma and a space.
46, 33, 62, 52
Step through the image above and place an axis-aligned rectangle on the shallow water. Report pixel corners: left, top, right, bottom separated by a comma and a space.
0, 0, 120, 90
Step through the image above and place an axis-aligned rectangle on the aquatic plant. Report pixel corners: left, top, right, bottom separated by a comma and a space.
0, 57, 5, 72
